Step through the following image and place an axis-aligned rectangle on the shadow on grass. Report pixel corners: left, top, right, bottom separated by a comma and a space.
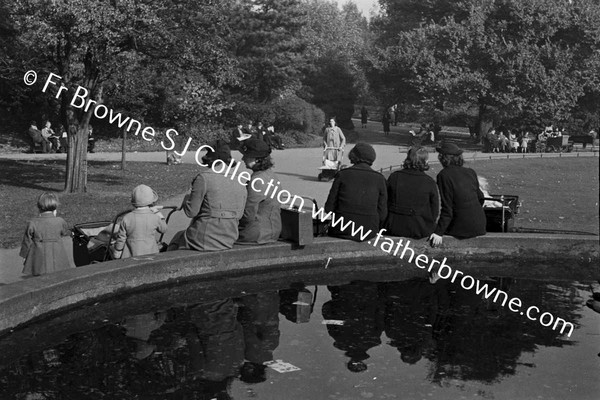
0, 159, 128, 191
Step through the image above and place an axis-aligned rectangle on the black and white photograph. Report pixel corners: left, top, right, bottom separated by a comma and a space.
0, 0, 599, 398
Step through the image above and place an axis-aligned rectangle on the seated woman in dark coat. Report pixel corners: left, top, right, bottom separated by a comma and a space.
324, 143, 387, 242
430, 142, 486, 246
385, 147, 439, 239
238, 139, 282, 244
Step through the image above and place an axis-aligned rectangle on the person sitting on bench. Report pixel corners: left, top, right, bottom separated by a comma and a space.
27, 121, 49, 153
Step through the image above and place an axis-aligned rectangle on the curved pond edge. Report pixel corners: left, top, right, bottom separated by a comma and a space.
0, 233, 598, 334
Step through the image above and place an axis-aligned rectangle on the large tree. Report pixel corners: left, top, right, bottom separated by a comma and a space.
227, 0, 308, 103
299, 0, 373, 127
12, 0, 238, 193
373, 0, 600, 133
13, 0, 160, 192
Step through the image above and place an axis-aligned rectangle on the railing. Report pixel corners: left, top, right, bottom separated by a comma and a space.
378, 150, 598, 174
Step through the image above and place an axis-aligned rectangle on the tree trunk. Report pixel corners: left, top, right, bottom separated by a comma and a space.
64, 124, 89, 193
63, 86, 102, 193
121, 126, 127, 170
476, 101, 494, 138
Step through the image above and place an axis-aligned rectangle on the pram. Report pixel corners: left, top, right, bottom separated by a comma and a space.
483, 195, 520, 232
72, 206, 178, 266
318, 147, 344, 181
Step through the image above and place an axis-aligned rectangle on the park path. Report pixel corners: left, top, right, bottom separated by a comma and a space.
1, 119, 597, 284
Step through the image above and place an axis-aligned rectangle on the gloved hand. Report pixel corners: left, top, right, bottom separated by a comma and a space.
429, 233, 443, 247
110, 247, 123, 259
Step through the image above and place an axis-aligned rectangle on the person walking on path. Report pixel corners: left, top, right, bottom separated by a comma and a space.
323, 117, 346, 162
360, 106, 369, 128
382, 111, 391, 136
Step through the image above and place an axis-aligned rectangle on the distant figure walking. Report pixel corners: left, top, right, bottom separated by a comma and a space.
360, 106, 369, 128
382, 111, 391, 136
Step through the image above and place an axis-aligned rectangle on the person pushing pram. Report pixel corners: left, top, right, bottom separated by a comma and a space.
323, 117, 346, 162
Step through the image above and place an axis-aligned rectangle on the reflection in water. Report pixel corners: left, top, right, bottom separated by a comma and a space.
279, 283, 316, 324
322, 281, 385, 372
383, 278, 451, 366
238, 292, 280, 383
0, 276, 591, 399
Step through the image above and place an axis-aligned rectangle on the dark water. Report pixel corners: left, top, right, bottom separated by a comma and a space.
0, 271, 598, 400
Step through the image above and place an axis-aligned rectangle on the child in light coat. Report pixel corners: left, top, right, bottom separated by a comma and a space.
112, 185, 167, 259
20, 192, 75, 276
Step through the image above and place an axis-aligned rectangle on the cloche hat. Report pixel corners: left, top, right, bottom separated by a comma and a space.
348, 142, 376, 165
131, 184, 159, 207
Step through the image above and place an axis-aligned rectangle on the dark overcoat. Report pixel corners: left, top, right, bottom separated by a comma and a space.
434, 165, 486, 238
324, 163, 387, 241
385, 169, 440, 239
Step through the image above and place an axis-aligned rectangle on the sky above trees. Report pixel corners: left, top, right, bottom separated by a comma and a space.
338, 0, 379, 17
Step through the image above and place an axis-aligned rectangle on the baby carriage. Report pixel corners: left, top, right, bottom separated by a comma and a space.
72, 206, 178, 266
318, 147, 344, 181
483, 195, 520, 232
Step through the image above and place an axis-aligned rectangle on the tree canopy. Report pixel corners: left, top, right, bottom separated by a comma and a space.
373, 0, 600, 132
2, 0, 599, 191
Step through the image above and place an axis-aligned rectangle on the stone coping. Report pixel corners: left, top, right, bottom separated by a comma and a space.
0, 233, 598, 334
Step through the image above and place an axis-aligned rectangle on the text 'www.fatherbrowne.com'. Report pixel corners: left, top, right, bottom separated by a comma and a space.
311, 205, 575, 337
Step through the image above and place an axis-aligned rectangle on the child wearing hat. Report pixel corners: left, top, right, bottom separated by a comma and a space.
112, 185, 168, 259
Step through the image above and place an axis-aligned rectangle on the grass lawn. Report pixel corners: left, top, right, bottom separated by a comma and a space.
0, 155, 598, 249
426, 157, 599, 235
0, 159, 201, 248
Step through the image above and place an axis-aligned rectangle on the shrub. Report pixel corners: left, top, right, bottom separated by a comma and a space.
229, 95, 325, 140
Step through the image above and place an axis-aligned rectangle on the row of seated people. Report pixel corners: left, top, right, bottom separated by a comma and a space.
482, 128, 535, 153
19, 140, 281, 275
482, 125, 599, 153
231, 121, 285, 151
21, 139, 492, 276
27, 120, 95, 153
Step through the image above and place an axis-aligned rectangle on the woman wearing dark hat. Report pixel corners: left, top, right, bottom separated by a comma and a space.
385, 147, 439, 239
173, 141, 248, 251
324, 142, 387, 241
430, 142, 486, 246
238, 139, 282, 244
